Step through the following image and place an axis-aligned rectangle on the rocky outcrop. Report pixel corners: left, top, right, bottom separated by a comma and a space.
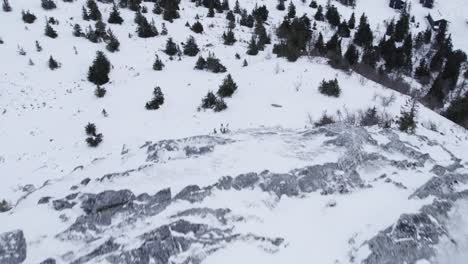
0, 230, 26, 264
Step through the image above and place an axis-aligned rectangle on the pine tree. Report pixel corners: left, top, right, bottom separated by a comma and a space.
88, 51, 111, 85
94, 86, 106, 97
82, 6, 90, 20
233, 0, 241, 14
48, 56, 59, 70
108, 2, 124, 24
217, 74, 238, 97
314, 32, 326, 55
325, 5, 340, 27
423, 73, 445, 108
153, 55, 165, 70
207, 5, 215, 17
165, 37, 178, 56
152, 0, 162, 14
318, 79, 341, 97
22, 10, 37, 23
161, 23, 168, 35
444, 92, 468, 128
423, 27, 432, 44
162, 0, 180, 22
45, 21, 58, 38
85, 123, 97, 136
35, 41, 43, 52
246, 36, 259, 55
145, 86, 165, 110
41, 0, 56, 10
2, 0, 12, 12
354, 13, 373, 47
309, 0, 318, 8
86, 0, 102, 21
441, 50, 467, 89
398, 97, 418, 133
287, 1, 296, 19
348, 12, 355, 29
137, 17, 158, 38
128, 0, 141, 11
344, 44, 359, 66
183, 36, 199, 56
73, 24, 83, 37
338, 20, 350, 37
191, 21, 204, 33
314, 5, 324, 21
106, 29, 120, 52
394, 12, 410, 42
201, 91, 217, 109
223, 30, 236, 45
277, 0, 285, 11
195, 56, 206, 70
414, 59, 430, 84
430, 48, 444, 72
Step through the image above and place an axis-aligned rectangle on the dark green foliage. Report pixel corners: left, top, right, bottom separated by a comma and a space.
344, 44, 359, 66
207, 5, 214, 17
197, 53, 226, 73
88, 51, 111, 85
41, 0, 56, 10
94, 86, 106, 97
246, 36, 259, 55
223, 30, 236, 45
423, 73, 445, 108
430, 48, 445, 72
414, 59, 431, 84
314, 112, 335, 127
217, 74, 237, 97
273, 16, 312, 61
85, 122, 97, 135
233, 0, 240, 13
73, 24, 83, 37
195, 56, 207, 70
82, 6, 90, 20
35, 41, 42, 52
153, 1, 162, 14
85, 25, 99, 42
394, 12, 409, 42
183, 36, 199, 56
314, 5, 324, 21
441, 50, 467, 89
137, 17, 158, 38
22, 10, 37, 24
287, 1, 296, 18
309, 0, 317, 8
325, 5, 340, 27
86, 0, 101, 21
359, 107, 380, 127
86, 133, 103, 147
277, 0, 285, 11
108, 3, 124, 24
161, 23, 168, 35
213, 97, 227, 112
318, 79, 341, 97
165, 37, 178, 56
239, 10, 254, 28
48, 56, 59, 70
105, 29, 120, 52
128, 0, 141, 11
398, 98, 418, 133
201, 91, 227, 112
444, 92, 468, 128
153, 55, 165, 70
162, 0, 180, 22
252, 5, 268, 22
45, 21, 58, 38
254, 20, 270, 49
354, 13, 373, 47
338, 21, 350, 37
423, 28, 432, 44
314, 32, 326, 55
191, 21, 204, 33
348, 12, 355, 29
145, 86, 165, 110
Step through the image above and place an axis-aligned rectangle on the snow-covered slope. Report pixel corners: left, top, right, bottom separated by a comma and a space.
1, 0, 468, 263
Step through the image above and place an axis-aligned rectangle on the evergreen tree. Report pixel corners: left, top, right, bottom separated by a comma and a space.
183, 36, 199, 56
441, 50, 467, 89
44, 21, 58, 38
201, 91, 217, 109
207, 5, 215, 17
354, 13, 373, 47
41, 0, 56, 10
434, 19, 448, 49
314, 5, 324, 21
325, 5, 340, 27
128, 0, 141, 11
85, 122, 97, 136
385, 19, 395, 36
348, 12, 355, 29
161, 23, 168, 35
195, 56, 206, 69
145, 86, 165, 110
191, 21, 204, 33
206, 53, 227, 72
344, 44, 359, 66
252, 5, 269, 22
137, 17, 158, 38
22, 10, 37, 24
277, 0, 285, 11
86, 0, 102, 21
318, 79, 341, 97
423, 27, 432, 44
94, 86, 106, 97
2, 0, 12, 12
152, 1, 162, 14
153, 55, 165, 70
162, 0, 180, 22
165, 37, 178, 56
430, 48, 445, 72
424, 73, 445, 108
73, 24, 83, 37
86, 133, 103, 147
338, 20, 350, 37
88, 51, 111, 85
314, 32, 326, 55
287, 1, 296, 19
106, 29, 120, 52
48, 56, 59, 70
414, 59, 430, 82
246, 36, 259, 55
394, 12, 410, 42
223, 29, 236, 45
35, 41, 43, 52
444, 92, 468, 128
217, 74, 238, 97
233, 0, 241, 13
309, 0, 318, 8
398, 97, 418, 133
108, 3, 124, 24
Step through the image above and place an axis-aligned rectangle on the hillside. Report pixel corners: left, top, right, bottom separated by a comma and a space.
1, 0, 468, 263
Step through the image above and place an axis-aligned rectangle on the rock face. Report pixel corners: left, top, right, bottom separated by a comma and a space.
0, 230, 26, 264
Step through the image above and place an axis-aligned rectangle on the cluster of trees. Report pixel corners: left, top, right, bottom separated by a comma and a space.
85, 123, 103, 147
22, 10, 36, 23
146, 86, 165, 110
273, 15, 312, 61
318, 79, 341, 97
201, 74, 238, 112
195, 53, 227, 73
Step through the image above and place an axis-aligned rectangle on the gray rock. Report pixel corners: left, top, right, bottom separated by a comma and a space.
0, 230, 27, 264
52, 199, 76, 211
37, 197, 52, 205
39, 258, 56, 264
81, 190, 135, 214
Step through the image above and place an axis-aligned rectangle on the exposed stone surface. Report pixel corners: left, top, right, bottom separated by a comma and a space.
0, 230, 26, 264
